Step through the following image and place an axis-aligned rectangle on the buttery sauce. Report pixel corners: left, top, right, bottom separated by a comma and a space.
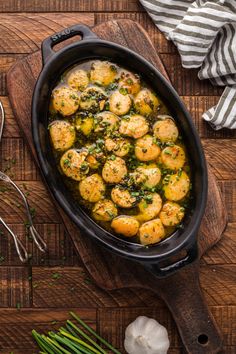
48, 60, 192, 246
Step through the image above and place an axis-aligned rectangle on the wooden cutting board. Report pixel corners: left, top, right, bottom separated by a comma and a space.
7, 20, 227, 354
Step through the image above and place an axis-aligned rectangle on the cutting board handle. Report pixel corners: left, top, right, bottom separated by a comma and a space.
155, 266, 223, 353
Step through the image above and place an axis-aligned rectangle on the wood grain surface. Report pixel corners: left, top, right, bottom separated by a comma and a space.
0, 3, 235, 354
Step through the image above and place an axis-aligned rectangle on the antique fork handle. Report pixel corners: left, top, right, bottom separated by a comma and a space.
0, 217, 28, 263
0, 171, 47, 252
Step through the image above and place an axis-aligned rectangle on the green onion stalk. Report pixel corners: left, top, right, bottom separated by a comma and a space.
32, 312, 121, 354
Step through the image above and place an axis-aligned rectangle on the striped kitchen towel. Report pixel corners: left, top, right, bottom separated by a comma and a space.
140, 0, 236, 130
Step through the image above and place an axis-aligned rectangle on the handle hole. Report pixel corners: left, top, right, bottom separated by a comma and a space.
53, 35, 82, 52
198, 334, 209, 345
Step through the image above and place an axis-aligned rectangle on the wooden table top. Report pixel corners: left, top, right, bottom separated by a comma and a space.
0, 1, 235, 353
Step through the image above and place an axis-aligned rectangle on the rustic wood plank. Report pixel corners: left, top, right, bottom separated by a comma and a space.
0, 138, 38, 180
0, 96, 21, 137
95, 12, 175, 53
0, 181, 60, 223
182, 96, 236, 139
0, 308, 97, 353
0, 267, 31, 307
202, 139, 236, 180
31, 265, 236, 308
0, 1, 143, 12
202, 223, 236, 265
219, 181, 236, 223
0, 13, 94, 54
0, 55, 25, 95
0, 223, 80, 266
200, 265, 236, 306
32, 266, 164, 308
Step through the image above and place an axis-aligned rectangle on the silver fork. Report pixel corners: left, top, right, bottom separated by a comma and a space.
0, 100, 47, 261
0, 171, 47, 253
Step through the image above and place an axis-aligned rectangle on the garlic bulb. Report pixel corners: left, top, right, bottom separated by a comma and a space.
124, 316, 170, 354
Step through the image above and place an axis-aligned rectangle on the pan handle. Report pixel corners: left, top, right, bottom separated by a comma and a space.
148, 264, 223, 354
41, 24, 98, 65
145, 242, 198, 278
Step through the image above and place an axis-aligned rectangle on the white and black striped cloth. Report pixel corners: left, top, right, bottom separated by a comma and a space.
140, 0, 236, 130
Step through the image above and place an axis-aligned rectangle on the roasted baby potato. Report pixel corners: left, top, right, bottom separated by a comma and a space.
102, 156, 127, 183
111, 187, 136, 208
90, 60, 117, 86
67, 69, 89, 91
111, 216, 140, 237
153, 117, 179, 142
163, 171, 190, 201
160, 201, 185, 226
131, 165, 161, 189
161, 145, 185, 170
60, 149, 89, 181
52, 86, 80, 116
49, 120, 76, 151
75, 116, 94, 136
136, 193, 162, 222
80, 86, 107, 112
94, 111, 119, 133
119, 114, 149, 139
105, 137, 130, 157
134, 89, 159, 116
139, 218, 165, 245
109, 90, 132, 116
92, 199, 118, 221
79, 173, 105, 202
119, 71, 141, 95
135, 135, 161, 161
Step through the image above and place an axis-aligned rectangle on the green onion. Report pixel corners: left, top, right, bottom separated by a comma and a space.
32, 312, 121, 354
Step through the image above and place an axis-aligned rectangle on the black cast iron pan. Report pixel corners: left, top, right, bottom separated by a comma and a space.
32, 24, 208, 277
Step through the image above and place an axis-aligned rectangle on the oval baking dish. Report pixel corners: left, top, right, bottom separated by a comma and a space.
32, 24, 208, 277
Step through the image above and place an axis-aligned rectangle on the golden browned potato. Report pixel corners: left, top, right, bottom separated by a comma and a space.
163, 171, 190, 201
52, 86, 80, 116
139, 218, 165, 245
80, 86, 107, 112
102, 156, 127, 183
136, 193, 162, 222
109, 90, 132, 116
131, 164, 161, 189
153, 117, 179, 142
94, 111, 119, 133
49, 120, 76, 151
111, 187, 136, 208
67, 69, 89, 91
60, 149, 89, 181
118, 71, 141, 95
75, 116, 94, 136
119, 114, 149, 139
105, 137, 130, 157
90, 61, 117, 86
135, 135, 161, 161
161, 145, 185, 170
111, 216, 140, 237
79, 174, 105, 202
92, 199, 118, 221
134, 89, 159, 116
160, 201, 185, 226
